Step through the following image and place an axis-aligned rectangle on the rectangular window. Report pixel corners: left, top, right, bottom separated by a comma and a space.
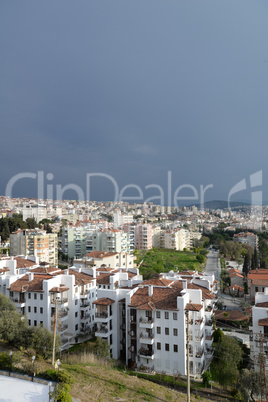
75, 312, 78, 318
165, 328, 169, 335
28, 306, 31, 313
28, 320, 31, 326
75, 299, 78, 305
165, 312, 169, 319
10, 291, 14, 297
157, 342, 161, 350
40, 307, 43, 314
40, 294, 43, 300
40, 321, 43, 326
174, 345, 178, 353
28, 293, 31, 299
173, 328, 178, 336
157, 327, 161, 334
34, 293, 37, 300
156, 311, 161, 319
165, 344, 169, 351
34, 320, 37, 326
173, 312, 177, 320
75, 324, 78, 331
34, 307, 37, 313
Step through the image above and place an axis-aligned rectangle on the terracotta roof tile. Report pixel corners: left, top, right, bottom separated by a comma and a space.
93, 297, 115, 305
129, 287, 181, 311
185, 303, 203, 312
9, 274, 53, 292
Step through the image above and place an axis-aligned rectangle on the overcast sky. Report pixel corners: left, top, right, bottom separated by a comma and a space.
1, 1, 268, 206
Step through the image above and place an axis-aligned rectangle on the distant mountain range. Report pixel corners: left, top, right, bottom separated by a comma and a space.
190, 200, 250, 210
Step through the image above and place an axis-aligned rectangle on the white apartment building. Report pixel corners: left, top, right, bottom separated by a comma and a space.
6, 266, 97, 350
10, 229, 58, 266
73, 251, 135, 270
61, 224, 131, 259
113, 211, 133, 229
23, 204, 47, 223
160, 229, 201, 251
125, 278, 215, 376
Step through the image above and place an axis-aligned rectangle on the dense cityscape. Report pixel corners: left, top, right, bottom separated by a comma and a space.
0, 196, 268, 400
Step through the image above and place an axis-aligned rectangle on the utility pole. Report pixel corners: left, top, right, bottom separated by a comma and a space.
186, 310, 190, 402
52, 296, 58, 366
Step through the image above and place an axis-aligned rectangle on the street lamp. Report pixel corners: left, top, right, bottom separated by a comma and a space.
57, 360, 60, 382
32, 355, 35, 381
9, 351, 13, 375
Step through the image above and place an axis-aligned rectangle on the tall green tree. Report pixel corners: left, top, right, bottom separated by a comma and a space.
211, 334, 243, 388
243, 252, 251, 277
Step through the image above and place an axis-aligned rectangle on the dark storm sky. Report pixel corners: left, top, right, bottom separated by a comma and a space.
1, 0, 268, 205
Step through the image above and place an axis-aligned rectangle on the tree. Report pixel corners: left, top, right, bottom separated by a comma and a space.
196, 254, 205, 263
25, 217, 38, 229
211, 334, 243, 388
202, 370, 212, 387
238, 368, 266, 401
243, 252, 251, 277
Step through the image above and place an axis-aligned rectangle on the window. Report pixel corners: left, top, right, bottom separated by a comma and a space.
157, 327, 161, 334
40, 294, 43, 300
34, 307, 37, 313
156, 311, 161, 319
34, 320, 37, 326
28, 293, 31, 299
174, 345, 178, 353
28, 320, 31, 326
75, 312, 78, 318
157, 342, 161, 350
28, 306, 31, 313
165, 312, 169, 319
34, 293, 37, 300
75, 324, 78, 331
165, 328, 169, 335
165, 344, 169, 351
10, 291, 13, 297
40, 307, 43, 314
173, 328, 178, 336
75, 299, 78, 305
40, 321, 43, 326
173, 312, 177, 320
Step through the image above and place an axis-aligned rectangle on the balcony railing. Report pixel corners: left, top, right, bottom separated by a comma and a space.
139, 317, 154, 324
96, 326, 108, 334
138, 348, 154, 357
95, 312, 108, 318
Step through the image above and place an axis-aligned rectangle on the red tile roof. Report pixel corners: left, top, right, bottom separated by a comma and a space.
185, 303, 203, 312
129, 287, 182, 311
92, 297, 115, 305
8, 274, 53, 292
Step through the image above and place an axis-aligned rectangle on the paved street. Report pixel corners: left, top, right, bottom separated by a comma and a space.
205, 249, 221, 281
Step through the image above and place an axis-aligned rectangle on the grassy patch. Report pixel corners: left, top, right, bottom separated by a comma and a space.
134, 248, 202, 279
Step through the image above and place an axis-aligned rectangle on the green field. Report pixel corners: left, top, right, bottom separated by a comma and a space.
134, 248, 203, 279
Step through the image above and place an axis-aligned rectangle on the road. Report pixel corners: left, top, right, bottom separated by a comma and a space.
205, 249, 221, 281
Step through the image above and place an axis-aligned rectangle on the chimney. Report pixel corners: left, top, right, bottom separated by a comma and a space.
148, 285, 153, 297
28, 273, 34, 281
182, 280, 187, 290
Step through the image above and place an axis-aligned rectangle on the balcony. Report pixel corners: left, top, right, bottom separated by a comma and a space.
140, 334, 154, 345
95, 311, 108, 319
195, 318, 204, 325
11, 297, 26, 307
60, 324, 68, 333
81, 313, 91, 321
95, 325, 110, 337
139, 317, 154, 329
205, 320, 213, 327
195, 349, 204, 358
80, 301, 91, 308
138, 348, 154, 359
59, 309, 68, 320
195, 333, 204, 342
